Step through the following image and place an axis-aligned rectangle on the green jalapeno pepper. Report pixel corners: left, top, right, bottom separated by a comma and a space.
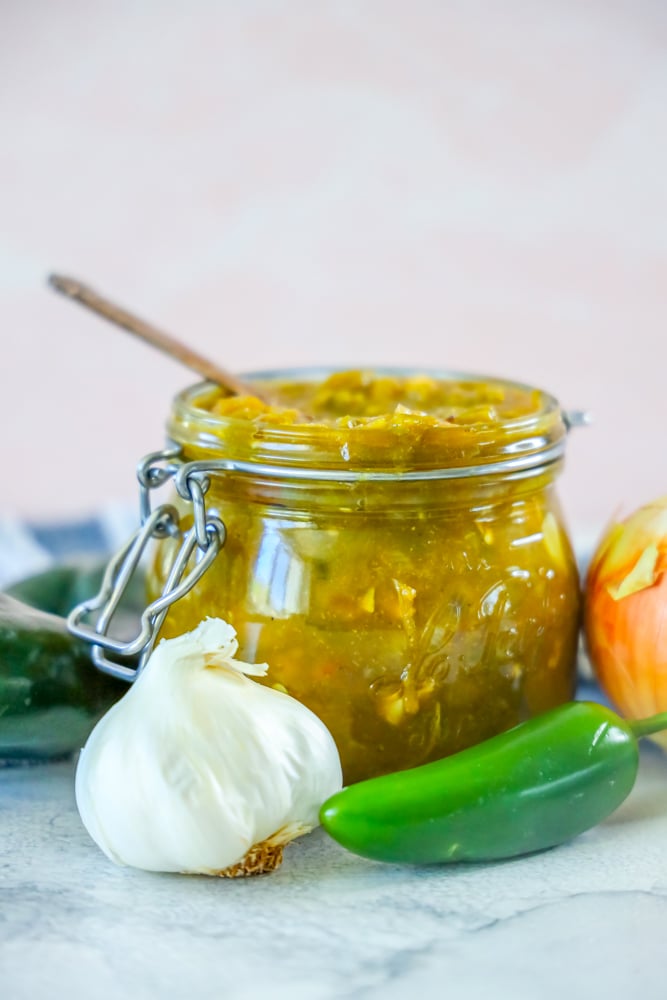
320, 701, 667, 864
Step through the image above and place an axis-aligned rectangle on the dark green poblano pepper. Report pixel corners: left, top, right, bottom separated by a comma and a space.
320, 701, 667, 864
0, 592, 126, 760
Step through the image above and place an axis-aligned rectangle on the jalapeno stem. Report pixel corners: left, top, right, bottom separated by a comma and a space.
628, 710, 667, 739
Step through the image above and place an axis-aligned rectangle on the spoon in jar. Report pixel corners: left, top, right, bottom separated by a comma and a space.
47, 273, 269, 402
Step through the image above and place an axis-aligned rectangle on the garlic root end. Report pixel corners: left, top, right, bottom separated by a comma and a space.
215, 822, 314, 878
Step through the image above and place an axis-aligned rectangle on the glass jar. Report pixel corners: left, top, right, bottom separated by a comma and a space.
145, 369, 582, 785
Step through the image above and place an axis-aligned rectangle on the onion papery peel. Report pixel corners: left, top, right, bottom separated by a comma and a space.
585, 496, 667, 748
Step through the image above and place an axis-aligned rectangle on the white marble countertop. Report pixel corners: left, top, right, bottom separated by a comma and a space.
2, 738, 667, 1000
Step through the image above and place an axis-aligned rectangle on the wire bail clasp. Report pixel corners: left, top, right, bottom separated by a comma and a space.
68, 446, 225, 681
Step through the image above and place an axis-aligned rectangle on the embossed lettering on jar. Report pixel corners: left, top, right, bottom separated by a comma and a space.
148, 370, 581, 784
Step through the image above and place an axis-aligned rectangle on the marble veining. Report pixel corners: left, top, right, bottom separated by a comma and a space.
2, 750, 667, 999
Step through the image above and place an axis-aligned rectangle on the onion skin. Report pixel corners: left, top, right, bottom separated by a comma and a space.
584, 497, 667, 748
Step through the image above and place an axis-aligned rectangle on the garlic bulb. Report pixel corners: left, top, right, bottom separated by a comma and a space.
75, 618, 343, 876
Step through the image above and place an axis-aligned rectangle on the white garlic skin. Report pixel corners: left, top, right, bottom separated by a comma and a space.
75, 619, 343, 874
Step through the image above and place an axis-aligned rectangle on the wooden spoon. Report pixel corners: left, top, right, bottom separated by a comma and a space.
48, 273, 266, 401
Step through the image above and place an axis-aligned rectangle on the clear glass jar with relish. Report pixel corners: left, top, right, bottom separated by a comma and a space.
141, 368, 582, 785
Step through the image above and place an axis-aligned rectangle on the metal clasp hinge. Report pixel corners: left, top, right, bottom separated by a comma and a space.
67, 447, 225, 681
563, 410, 592, 431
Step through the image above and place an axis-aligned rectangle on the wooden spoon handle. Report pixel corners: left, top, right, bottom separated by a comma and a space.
48, 273, 261, 399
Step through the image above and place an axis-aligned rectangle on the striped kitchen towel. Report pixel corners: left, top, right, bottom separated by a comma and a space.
0, 506, 139, 590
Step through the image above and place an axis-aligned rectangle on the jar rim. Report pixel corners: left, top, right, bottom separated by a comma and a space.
167, 367, 568, 481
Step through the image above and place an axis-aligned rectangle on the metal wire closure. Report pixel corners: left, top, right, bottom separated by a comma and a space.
67, 446, 225, 681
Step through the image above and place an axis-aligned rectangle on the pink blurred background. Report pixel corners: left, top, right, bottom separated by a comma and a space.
2, 1, 666, 551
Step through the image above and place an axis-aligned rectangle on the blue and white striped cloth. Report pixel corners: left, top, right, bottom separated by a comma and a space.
0, 506, 139, 590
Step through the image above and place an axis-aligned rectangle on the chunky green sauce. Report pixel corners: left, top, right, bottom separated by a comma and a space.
151, 371, 580, 783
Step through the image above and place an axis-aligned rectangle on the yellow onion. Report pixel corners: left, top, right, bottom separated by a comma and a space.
584, 495, 667, 748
